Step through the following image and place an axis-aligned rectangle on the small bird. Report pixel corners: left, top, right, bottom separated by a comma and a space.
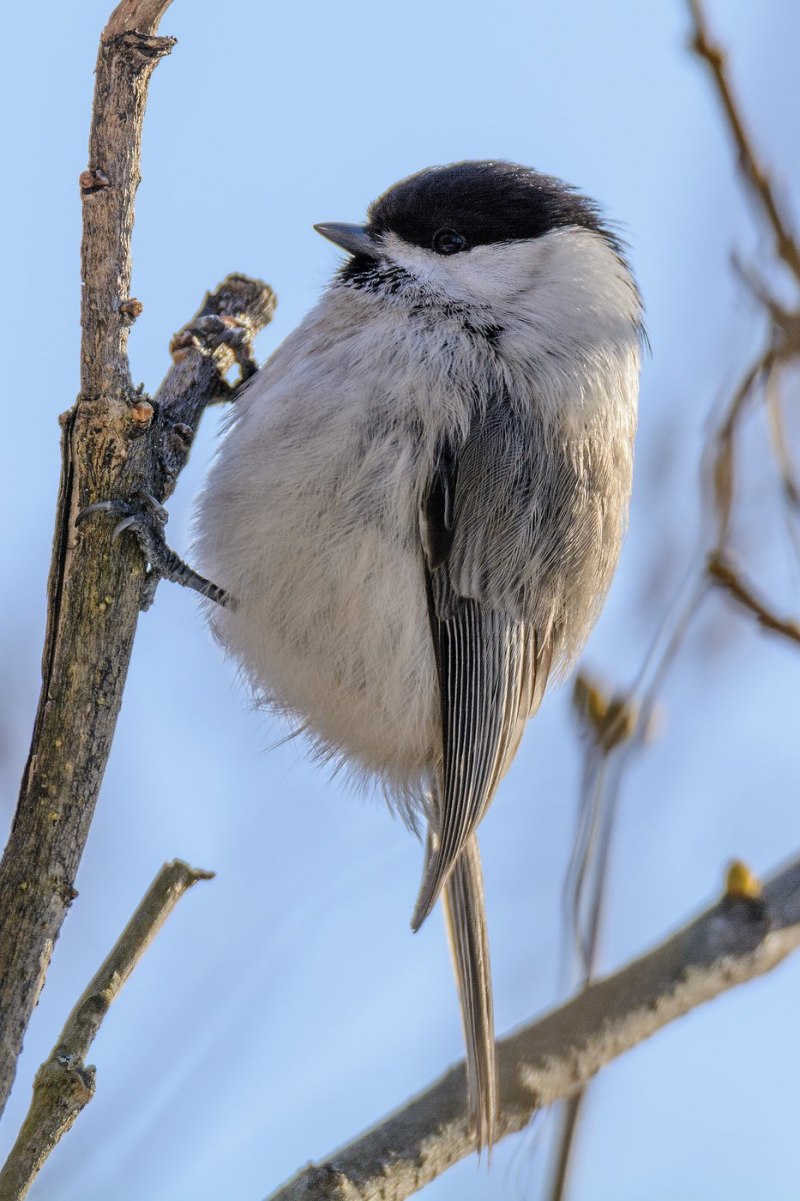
194, 160, 644, 1149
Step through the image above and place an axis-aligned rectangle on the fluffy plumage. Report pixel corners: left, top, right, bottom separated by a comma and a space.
194, 161, 644, 1150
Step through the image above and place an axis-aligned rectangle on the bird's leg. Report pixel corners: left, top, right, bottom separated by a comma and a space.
76, 492, 233, 613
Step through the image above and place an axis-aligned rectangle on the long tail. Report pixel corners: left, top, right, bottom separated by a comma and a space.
441, 833, 497, 1152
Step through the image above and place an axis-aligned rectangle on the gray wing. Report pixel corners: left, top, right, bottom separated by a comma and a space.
412, 396, 552, 931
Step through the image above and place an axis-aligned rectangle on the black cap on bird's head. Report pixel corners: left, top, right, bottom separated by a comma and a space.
315, 160, 621, 261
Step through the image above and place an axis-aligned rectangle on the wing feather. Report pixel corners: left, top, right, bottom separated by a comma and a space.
413, 400, 552, 928
414, 396, 553, 1146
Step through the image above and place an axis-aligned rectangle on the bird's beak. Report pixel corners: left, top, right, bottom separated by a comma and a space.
313, 222, 379, 258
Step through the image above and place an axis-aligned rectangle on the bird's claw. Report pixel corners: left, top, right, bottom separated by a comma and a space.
78, 493, 169, 542
77, 492, 233, 613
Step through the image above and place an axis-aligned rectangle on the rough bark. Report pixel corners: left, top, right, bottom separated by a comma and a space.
0, 0, 275, 1119
267, 860, 800, 1201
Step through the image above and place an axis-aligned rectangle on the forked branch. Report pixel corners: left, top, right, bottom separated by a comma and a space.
0, 0, 274, 1121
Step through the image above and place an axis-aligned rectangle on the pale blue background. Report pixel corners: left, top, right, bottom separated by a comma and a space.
1, 2, 799, 1198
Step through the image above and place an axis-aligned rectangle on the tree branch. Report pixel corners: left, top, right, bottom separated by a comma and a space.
687, 0, 800, 282
105, 0, 174, 36
538, 14, 800, 1192
707, 552, 800, 646
266, 856, 800, 1201
709, 350, 774, 551
79, 17, 175, 400
0, 860, 213, 1201
0, 0, 275, 1119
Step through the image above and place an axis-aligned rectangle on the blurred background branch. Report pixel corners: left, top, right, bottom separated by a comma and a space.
1, 2, 798, 1198
545, 3, 800, 1195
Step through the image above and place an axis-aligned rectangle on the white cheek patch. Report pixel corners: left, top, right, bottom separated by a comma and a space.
379, 231, 518, 301
445, 242, 539, 303
379, 230, 559, 304
379, 231, 454, 291
379, 227, 639, 325
376, 227, 642, 433
374, 225, 643, 369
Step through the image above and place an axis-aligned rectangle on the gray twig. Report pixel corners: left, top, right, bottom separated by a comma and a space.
0, 861, 213, 1201
688, 0, 800, 281
543, 6, 800, 1192
708, 552, 800, 646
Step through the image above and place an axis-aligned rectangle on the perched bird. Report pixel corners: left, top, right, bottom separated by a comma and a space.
194, 161, 644, 1149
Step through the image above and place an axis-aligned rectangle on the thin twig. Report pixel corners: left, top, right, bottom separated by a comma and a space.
687, 0, 800, 281
765, 370, 800, 511
708, 552, 800, 646
709, 350, 774, 551
0, 861, 213, 1201
265, 855, 800, 1201
545, 12, 800, 1187
765, 371, 800, 571
546, 1092, 585, 1201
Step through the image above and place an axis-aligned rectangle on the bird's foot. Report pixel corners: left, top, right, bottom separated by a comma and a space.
77, 492, 233, 612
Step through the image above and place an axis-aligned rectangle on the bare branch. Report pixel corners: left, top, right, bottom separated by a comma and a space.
765, 371, 800, 510
0, 0, 173, 1119
106, 0, 174, 36
687, 0, 800, 281
544, 14, 800, 1188
546, 1092, 585, 1201
709, 350, 775, 551
0, 266, 273, 1119
266, 857, 800, 1201
0, 0, 275, 1118
707, 552, 800, 646
0, 861, 213, 1201
79, 7, 174, 400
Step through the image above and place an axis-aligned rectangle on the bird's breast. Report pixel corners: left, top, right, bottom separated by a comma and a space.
194, 288, 638, 797
194, 323, 448, 797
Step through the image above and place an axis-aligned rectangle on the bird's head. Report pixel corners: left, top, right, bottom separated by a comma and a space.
315, 160, 641, 330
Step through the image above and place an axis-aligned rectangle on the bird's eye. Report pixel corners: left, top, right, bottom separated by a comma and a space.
432, 228, 467, 256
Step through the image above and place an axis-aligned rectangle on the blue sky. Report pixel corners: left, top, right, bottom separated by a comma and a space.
2, 2, 800, 1198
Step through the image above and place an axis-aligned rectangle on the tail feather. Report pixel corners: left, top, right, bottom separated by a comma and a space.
441, 833, 497, 1152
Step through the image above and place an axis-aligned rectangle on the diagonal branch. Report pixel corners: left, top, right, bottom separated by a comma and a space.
266, 856, 800, 1201
687, 0, 800, 281
0, 860, 213, 1201
0, 267, 273, 1119
543, 13, 800, 1191
707, 552, 800, 646
0, 0, 275, 1121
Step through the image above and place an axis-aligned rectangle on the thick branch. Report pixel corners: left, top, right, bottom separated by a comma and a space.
0, 861, 213, 1201
0, 0, 175, 1120
0, 267, 273, 1118
0, 0, 275, 1118
80, 17, 174, 400
106, 0, 174, 36
267, 857, 800, 1201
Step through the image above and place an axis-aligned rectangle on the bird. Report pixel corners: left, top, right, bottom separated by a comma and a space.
193, 160, 644, 1151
